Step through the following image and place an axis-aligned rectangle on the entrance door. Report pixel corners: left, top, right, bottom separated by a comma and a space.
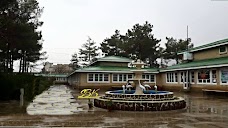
181, 71, 190, 90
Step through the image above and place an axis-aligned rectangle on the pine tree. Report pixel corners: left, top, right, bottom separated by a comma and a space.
163, 37, 193, 64
78, 37, 98, 65
0, 0, 44, 73
125, 21, 161, 67
100, 30, 127, 57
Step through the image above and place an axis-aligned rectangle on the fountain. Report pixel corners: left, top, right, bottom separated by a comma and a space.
94, 60, 186, 111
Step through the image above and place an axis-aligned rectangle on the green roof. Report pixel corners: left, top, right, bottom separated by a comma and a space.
161, 56, 228, 71
73, 66, 159, 73
97, 56, 132, 63
178, 38, 228, 54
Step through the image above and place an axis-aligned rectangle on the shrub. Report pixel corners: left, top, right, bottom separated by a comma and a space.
0, 73, 53, 101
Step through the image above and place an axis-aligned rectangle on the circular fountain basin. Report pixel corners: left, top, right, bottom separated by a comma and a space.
94, 90, 186, 111
104, 90, 174, 101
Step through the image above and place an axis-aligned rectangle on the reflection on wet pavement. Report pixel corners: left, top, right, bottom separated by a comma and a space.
0, 86, 228, 127
27, 85, 84, 115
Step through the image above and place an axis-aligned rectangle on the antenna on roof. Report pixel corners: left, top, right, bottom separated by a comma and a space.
187, 25, 189, 51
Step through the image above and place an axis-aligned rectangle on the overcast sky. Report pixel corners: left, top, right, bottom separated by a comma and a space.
38, 0, 228, 65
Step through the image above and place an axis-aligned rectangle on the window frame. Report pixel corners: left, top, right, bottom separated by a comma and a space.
142, 74, 156, 83
112, 73, 134, 83
197, 69, 217, 85
191, 71, 195, 84
219, 46, 227, 54
87, 73, 110, 83
220, 69, 228, 85
166, 72, 178, 83
179, 71, 195, 84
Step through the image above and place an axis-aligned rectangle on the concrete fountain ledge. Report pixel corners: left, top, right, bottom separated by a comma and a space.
94, 96, 186, 111
94, 88, 186, 111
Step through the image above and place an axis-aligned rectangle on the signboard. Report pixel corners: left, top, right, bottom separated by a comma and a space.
78, 89, 100, 99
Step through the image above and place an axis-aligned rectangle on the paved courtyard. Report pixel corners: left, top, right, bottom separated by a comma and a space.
0, 85, 228, 128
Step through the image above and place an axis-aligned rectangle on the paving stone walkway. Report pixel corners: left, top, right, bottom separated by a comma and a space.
27, 85, 83, 115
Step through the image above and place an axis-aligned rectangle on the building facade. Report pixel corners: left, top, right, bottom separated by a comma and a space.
160, 38, 228, 91
68, 38, 228, 91
43, 62, 73, 74
40, 62, 73, 84
67, 56, 158, 89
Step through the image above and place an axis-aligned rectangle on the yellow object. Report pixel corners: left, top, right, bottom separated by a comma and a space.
78, 89, 100, 99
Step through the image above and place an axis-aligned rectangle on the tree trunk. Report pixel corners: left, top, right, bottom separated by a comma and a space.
175, 53, 179, 64
21, 55, 24, 73
26, 61, 29, 73
160, 57, 163, 67
23, 56, 26, 73
89, 52, 91, 62
19, 58, 22, 73
10, 52, 13, 72
6, 45, 9, 73
175, 55, 179, 64
3, 61, 6, 72
149, 57, 153, 68
22, 53, 26, 73
175, 56, 179, 64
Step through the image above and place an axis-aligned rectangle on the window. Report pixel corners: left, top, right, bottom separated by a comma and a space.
198, 69, 216, 84
104, 74, 109, 81
212, 70, 217, 83
128, 74, 133, 80
88, 74, 93, 81
95, 74, 99, 81
112, 74, 133, 82
220, 69, 228, 84
119, 74, 123, 81
142, 74, 155, 83
99, 74, 103, 81
123, 74, 127, 81
198, 70, 210, 83
88, 73, 109, 82
113, 74, 118, 81
166, 72, 178, 83
219, 46, 227, 54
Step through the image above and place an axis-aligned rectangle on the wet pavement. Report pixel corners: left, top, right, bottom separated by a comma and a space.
0, 85, 228, 128
27, 85, 83, 115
